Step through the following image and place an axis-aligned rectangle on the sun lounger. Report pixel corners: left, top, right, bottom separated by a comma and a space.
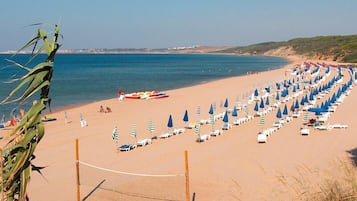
257, 134, 267, 143
196, 134, 210, 142
272, 121, 283, 129
300, 128, 310, 135
159, 132, 172, 139
314, 124, 332, 130
199, 119, 209, 125
173, 128, 185, 134
331, 124, 348, 129
137, 138, 152, 146
210, 129, 222, 137
185, 122, 197, 129
222, 123, 232, 130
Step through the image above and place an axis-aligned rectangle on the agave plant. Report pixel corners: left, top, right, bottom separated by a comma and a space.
0, 23, 62, 201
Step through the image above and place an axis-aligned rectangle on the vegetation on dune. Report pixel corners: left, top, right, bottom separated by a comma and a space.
0, 23, 61, 201
219, 35, 357, 63
277, 158, 357, 201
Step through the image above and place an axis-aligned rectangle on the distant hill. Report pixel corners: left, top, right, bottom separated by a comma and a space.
218, 35, 357, 63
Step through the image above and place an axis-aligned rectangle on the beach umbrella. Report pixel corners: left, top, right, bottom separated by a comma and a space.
294, 99, 299, 109
259, 114, 265, 128
265, 96, 270, 105
194, 123, 200, 136
283, 104, 288, 116
196, 106, 201, 116
223, 111, 229, 123
300, 96, 305, 106
183, 110, 189, 123
303, 111, 309, 123
232, 106, 238, 117
224, 98, 229, 109
275, 92, 280, 101
148, 119, 155, 133
64, 111, 68, 124
259, 98, 265, 109
254, 89, 259, 97
112, 126, 118, 143
209, 104, 214, 115
167, 115, 173, 130
209, 115, 215, 131
276, 107, 282, 119
130, 124, 137, 139
254, 101, 259, 112
245, 105, 249, 116
80, 113, 84, 121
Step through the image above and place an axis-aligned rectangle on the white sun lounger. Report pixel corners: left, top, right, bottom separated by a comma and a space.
257, 134, 267, 143
300, 128, 310, 135
196, 134, 210, 142
210, 129, 222, 137
137, 138, 152, 146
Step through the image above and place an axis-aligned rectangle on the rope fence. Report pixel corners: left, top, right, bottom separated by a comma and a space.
78, 160, 184, 177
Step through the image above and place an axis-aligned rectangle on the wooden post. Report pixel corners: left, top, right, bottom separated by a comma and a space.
75, 139, 81, 201
185, 150, 190, 201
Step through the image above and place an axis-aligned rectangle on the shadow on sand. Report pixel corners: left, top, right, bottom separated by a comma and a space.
347, 147, 357, 167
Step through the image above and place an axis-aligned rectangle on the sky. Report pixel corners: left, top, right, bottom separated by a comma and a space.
1, 0, 357, 51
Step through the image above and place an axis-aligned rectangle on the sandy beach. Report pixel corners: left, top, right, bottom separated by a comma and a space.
1, 55, 356, 201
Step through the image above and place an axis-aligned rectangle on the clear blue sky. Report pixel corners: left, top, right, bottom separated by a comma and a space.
1, 0, 356, 51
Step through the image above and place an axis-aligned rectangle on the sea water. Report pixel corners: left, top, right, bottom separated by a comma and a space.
0, 53, 287, 119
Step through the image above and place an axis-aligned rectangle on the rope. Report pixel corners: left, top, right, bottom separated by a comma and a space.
78, 160, 184, 177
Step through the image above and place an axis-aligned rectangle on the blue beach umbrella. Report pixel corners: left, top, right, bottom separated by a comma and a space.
223, 111, 229, 123
259, 98, 265, 109
265, 96, 270, 105
209, 104, 214, 115
167, 114, 173, 128
232, 106, 238, 117
283, 104, 288, 115
276, 107, 282, 119
254, 89, 259, 97
300, 96, 305, 106
294, 99, 299, 109
183, 110, 189, 123
224, 98, 229, 108
254, 101, 259, 112
275, 92, 280, 101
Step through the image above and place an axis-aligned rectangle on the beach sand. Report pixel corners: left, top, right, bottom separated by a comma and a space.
2, 55, 356, 201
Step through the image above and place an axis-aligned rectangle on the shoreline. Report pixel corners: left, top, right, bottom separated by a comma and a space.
45, 54, 292, 115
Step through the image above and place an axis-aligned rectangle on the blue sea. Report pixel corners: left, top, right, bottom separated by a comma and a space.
0, 53, 287, 119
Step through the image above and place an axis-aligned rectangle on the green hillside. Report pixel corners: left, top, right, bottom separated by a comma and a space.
220, 35, 357, 63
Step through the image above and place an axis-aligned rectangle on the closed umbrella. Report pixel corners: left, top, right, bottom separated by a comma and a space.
167, 115, 173, 132
254, 89, 259, 97
232, 106, 238, 118
283, 104, 288, 116
276, 107, 282, 119
259, 98, 265, 109
254, 101, 259, 112
223, 111, 229, 123
183, 110, 189, 124
112, 126, 118, 143
224, 98, 229, 109
209, 104, 214, 115
265, 96, 270, 106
